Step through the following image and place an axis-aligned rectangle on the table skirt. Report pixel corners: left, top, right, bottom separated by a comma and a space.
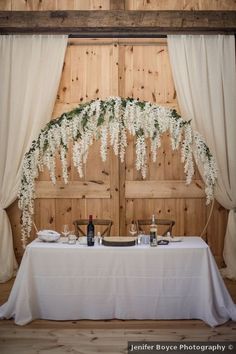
0, 237, 236, 326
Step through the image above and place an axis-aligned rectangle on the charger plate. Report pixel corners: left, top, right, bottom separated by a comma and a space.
102, 236, 136, 247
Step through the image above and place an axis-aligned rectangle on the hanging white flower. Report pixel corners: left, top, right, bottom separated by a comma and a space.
60, 146, 68, 184
72, 141, 84, 178
100, 126, 108, 162
119, 124, 127, 163
193, 131, 217, 204
135, 134, 147, 178
18, 97, 217, 247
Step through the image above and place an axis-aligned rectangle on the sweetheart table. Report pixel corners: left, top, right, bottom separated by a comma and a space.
0, 237, 235, 326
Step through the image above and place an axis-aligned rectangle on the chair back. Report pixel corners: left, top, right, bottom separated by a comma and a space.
73, 219, 113, 237
136, 219, 175, 236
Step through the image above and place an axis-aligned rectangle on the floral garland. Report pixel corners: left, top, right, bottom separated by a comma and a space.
18, 97, 217, 247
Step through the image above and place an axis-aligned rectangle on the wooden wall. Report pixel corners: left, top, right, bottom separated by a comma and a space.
6, 37, 228, 266
2, 0, 231, 266
0, 0, 235, 10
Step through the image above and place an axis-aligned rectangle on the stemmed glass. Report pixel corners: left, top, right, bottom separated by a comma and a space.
61, 224, 70, 239
128, 222, 139, 244
128, 222, 137, 237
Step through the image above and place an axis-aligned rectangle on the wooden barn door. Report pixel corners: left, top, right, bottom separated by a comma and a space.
117, 39, 207, 236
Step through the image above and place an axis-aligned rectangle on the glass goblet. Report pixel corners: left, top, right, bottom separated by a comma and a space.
128, 222, 138, 237
61, 224, 70, 239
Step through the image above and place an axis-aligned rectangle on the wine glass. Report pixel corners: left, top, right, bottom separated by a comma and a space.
128, 222, 138, 237
61, 224, 70, 239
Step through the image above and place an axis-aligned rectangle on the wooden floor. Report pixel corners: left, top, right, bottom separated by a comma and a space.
0, 278, 236, 354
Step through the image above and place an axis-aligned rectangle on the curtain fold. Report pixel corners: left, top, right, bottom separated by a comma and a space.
167, 35, 236, 279
0, 35, 68, 282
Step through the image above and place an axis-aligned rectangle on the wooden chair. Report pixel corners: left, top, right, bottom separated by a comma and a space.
73, 219, 113, 237
136, 218, 175, 236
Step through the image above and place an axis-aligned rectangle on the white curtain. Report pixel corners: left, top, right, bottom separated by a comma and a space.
0, 35, 68, 282
167, 35, 236, 279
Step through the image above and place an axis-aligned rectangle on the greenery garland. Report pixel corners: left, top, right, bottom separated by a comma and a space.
18, 97, 217, 247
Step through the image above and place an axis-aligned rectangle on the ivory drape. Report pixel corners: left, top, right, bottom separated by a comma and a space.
167, 35, 236, 279
0, 35, 68, 282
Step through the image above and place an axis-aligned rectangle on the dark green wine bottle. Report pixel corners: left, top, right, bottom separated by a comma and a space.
87, 215, 95, 246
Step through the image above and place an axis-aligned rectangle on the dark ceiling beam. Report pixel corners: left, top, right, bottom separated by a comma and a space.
0, 10, 235, 35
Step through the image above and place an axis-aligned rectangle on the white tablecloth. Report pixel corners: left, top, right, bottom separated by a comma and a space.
0, 237, 236, 326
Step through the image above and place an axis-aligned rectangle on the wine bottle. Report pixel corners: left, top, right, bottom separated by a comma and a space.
87, 215, 95, 246
150, 214, 157, 247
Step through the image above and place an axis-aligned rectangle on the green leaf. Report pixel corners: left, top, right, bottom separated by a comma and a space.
136, 128, 144, 137
43, 139, 49, 152
82, 114, 88, 130
97, 114, 105, 126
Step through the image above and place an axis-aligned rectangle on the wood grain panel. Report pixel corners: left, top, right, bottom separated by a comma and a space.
126, 0, 236, 10
10, 0, 110, 10
68, 43, 118, 103
74, 0, 110, 10
183, 198, 206, 236
84, 141, 110, 181
2, 0, 236, 11
35, 199, 56, 231
121, 44, 177, 105
125, 180, 205, 199
55, 198, 73, 232
57, 0, 75, 10
35, 181, 110, 199
110, 0, 125, 10
0, 0, 11, 10
11, 0, 55, 10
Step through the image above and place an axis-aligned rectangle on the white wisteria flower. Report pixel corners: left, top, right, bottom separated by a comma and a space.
18, 97, 217, 247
